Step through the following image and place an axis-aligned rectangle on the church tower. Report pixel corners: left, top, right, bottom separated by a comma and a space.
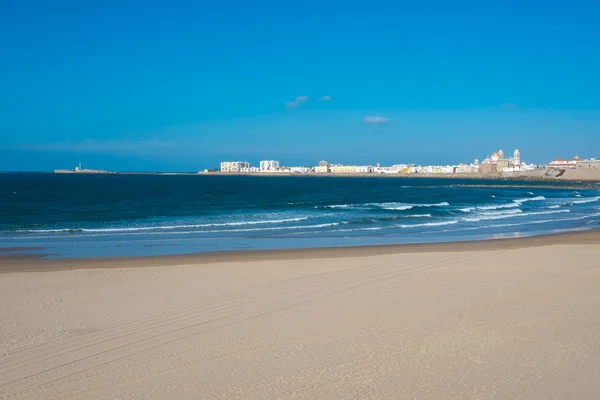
513, 149, 521, 165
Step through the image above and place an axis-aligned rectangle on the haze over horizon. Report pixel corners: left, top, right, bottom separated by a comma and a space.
1, 0, 599, 172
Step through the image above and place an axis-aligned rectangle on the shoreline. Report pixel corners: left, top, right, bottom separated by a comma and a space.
4, 170, 600, 183
3, 220, 600, 398
2, 227, 599, 273
198, 170, 600, 183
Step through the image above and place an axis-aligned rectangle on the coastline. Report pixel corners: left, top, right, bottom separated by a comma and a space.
7, 169, 600, 183
199, 169, 600, 183
2, 227, 599, 272
2, 224, 600, 399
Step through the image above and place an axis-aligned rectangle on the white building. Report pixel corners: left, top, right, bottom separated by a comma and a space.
513, 149, 521, 166
411, 165, 457, 174
503, 164, 535, 172
290, 166, 312, 173
577, 158, 600, 169
220, 161, 250, 172
548, 158, 577, 169
260, 160, 280, 172
356, 166, 374, 173
240, 166, 260, 173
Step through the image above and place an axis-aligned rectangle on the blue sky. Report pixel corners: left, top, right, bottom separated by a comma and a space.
1, 0, 599, 171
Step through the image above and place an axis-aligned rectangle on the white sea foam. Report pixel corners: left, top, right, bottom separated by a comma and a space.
570, 196, 600, 205
427, 201, 450, 207
320, 201, 450, 210
463, 209, 569, 222
527, 192, 534, 195
376, 204, 414, 211
470, 203, 521, 211
439, 213, 600, 234
197, 217, 311, 228
207, 222, 339, 233
479, 212, 600, 230
331, 227, 385, 233
318, 204, 353, 209
477, 209, 523, 217
123, 222, 343, 236
514, 195, 546, 204
16, 217, 311, 234
546, 205, 561, 209
396, 220, 459, 228
376, 201, 449, 210
456, 199, 534, 212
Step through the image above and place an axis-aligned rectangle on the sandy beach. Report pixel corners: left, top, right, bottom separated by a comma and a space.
1, 232, 600, 399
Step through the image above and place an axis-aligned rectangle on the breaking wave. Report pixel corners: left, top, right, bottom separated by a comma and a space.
318, 201, 450, 211
396, 220, 459, 228
570, 196, 600, 205
14, 217, 311, 234
513, 196, 546, 204
463, 209, 570, 222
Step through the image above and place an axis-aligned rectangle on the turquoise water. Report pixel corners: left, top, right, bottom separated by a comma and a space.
1, 173, 599, 258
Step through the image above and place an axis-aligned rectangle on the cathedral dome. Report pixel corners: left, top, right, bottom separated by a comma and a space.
490, 152, 501, 162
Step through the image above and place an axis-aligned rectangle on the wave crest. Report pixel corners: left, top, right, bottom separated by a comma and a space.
14, 217, 311, 234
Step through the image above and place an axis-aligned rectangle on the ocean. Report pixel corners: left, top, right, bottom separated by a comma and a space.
1, 173, 600, 258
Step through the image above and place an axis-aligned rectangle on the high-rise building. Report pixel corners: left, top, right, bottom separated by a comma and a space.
259, 160, 280, 171
220, 161, 250, 172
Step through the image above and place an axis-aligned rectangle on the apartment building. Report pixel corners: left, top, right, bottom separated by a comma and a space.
220, 161, 250, 172
330, 165, 358, 174
290, 166, 312, 173
259, 160, 280, 172
577, 158, 600, 169
356, 166, 374, 173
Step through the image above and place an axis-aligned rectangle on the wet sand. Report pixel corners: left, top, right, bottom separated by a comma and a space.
2, 228, 600, 272
1, 232, 600, 399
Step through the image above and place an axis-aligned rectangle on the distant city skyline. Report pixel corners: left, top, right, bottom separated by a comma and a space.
1, 1, 599, 172
1, 141, 597, 173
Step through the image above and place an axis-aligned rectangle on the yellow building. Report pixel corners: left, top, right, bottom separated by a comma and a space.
314, 165, 329, 173
330, 165, 358, 174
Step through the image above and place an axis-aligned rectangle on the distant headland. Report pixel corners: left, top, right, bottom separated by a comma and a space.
54, 162, 115, 174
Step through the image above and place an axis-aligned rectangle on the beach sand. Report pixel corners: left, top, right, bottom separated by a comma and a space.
1, 232, 600, 399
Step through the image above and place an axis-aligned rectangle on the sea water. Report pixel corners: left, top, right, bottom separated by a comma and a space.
1, 173, 599, 258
